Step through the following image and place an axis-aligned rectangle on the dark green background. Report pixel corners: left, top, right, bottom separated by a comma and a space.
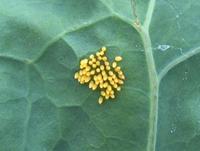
0, 0, 199, 151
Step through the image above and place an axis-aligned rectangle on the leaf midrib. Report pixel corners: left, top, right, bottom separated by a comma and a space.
132, 0, 158, 150
134, 0, 200, 151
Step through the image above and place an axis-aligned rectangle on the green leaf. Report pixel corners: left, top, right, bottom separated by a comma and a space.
0, 0, 199, 151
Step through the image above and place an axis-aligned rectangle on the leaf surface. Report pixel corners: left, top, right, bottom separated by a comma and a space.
0, 0, 199, 151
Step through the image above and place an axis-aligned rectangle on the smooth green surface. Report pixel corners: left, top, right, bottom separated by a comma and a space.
0, 0, 199, 151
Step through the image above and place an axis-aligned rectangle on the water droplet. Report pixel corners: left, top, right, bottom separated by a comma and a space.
170, 124, 176, 134
157, 45, 171, 52
182, 71, 188, 81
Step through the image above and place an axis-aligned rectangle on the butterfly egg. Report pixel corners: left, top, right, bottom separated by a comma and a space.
80, 81, 84, 84
101, 46, 107, 52
98, 96, 104, 104
80, 59, 88, 65
92, 84, 98, 90
112, 74, 116, 79
110, 90, 114, 95
92, 64, 97, 68
109, 71, 114, 76
104, 61, 109, 65
96, 68, 101, 73
74, 72, 79, 79
119, 74, 125, 80
112, 62, 117, 68
101, 70, 106, 75
107, 85, 112, 91
106, 89, 110, 95
102, 56, 108, 61
82, 70, 87, 75
92, 58, 97, 63
89, 81, 94, 88
86, 66, 91, 71
106, 66, 111, 70
96, 52, 100, 56
90, 70, 95, 75
89, 54, 94, 59
97, 56, 102, 60
114, 78, 118, 83
115, 66, 121, 72
111, 94, 115, 99
101, 91, 106, 96
110, 80, 115, 86
118, 71, 123, 75
108, 76, 112, 81
99, 51, 104, 56
96, 61, 100, 66
86, 72, 90, 76
78, 75, 81, 81
103, 82, 108, 88
100, 65, 105, 71
74, 47, 126, 104
117, 87, 121, 91
79, 70, 83, 76
115, 56, 122, 62
118, 80, 124, 85
88, 61, 93, 65
84, 76, 91, 83
103, 75, 108, 81
80, 64, 84, 69
113, 84, 118, 89
100, 83, 104, 88
97, 74, 102, 80
100, 79, 104, 84
81, 76, 86, 82
95, 79, 100, 85
105, 95, 109, 100
96, 76, 100, 83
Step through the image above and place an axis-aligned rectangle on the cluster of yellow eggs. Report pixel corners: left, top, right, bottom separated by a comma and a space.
74, 47, 125, 104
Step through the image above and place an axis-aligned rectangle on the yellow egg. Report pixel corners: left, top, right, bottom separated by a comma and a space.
106, 66, 111, 70
115, 56, 122, 62
109, 71, 114, 76
102, 56, 107, 61
111, 94, 115, 99
117, 87, 121, 91
105, 95, 109, 100
115, 66, 121, 72
98, 97, 104, 104
112, 62, 117, 68
74, 72, 79, 79
96, 61, 100, 66
92, 84, 97, 90
101, 91, 106, 96
88, 61, 93, 65
101, 46, 107, 52
92, 64, 97, 68
90, 70, 95, 75
100, 65, 105, 70
96, 68, 100, 73
89, 54, 94, 59
74, 47, 125, 104
86, 66, 91, 71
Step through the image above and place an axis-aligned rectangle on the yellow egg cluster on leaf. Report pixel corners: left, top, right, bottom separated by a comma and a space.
74, 47, 125, 104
